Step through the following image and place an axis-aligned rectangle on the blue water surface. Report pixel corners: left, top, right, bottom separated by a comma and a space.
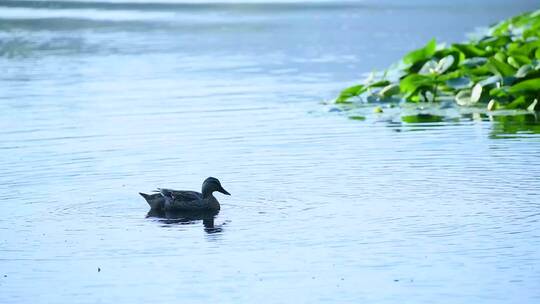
1, 1, 539, 303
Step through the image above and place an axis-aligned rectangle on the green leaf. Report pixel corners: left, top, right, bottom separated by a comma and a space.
403, 39, 437, 66
506, 96, 527, 109
434, 49, 464, 66
336, 84, 366, 103
508, 78, 540, 94
511, 54, 532, 66
349, 115, 366, 121
491, 20, 510, 36
479, 36, 512, 49
367, 80, 391, 88
452, 43, 486, 57
399, 74, 435, 97
489, 86, 510, 98
438, 70, 463, 81
494, 52, 507, 63
508, 39, 540, 58
523, 16, 540, 38
507, 57, 521, 69
378, 84, 400, 98
466, 63, 492, 77
488, 57, 517, 77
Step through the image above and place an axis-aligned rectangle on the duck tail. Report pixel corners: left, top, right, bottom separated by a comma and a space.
139, 192, 165, 210
157, 188, 174, 199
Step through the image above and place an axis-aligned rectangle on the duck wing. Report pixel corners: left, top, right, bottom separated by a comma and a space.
156, 188, 202, 201
156, 188, 209, 211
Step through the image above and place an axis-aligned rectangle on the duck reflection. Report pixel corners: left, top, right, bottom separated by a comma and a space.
146, 209, 223, 234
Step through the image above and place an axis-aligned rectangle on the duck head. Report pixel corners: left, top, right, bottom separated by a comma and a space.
202, 177, 230, 198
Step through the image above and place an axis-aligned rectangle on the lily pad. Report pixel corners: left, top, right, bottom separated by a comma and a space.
436, 55, 455, 74
455, 89, 477, 106
446, 77, 473, 89
461, 57, 488, 68
516, 64, 534, 77
399, 74, 435, 98
419, 60, 438, 75
471, 83, 483, 103
334, 9, 540, 111
487, 99, 500, 111
527, 99, 538, 111
418, 55, 455, 75
378, 83, 400, 98
349, 115, 366, 121
478, 75, 501, 88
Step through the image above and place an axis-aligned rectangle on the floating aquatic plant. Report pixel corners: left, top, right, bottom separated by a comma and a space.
336, 9, 540, 112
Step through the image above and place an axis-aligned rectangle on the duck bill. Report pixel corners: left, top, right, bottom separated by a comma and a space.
218, 187, 231, 196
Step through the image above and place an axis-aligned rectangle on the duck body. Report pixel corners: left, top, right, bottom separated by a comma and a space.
139, 177, 230, 212
159, 188, 220, 212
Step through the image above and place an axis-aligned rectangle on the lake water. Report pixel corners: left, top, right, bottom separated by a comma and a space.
1, 0, 539, 303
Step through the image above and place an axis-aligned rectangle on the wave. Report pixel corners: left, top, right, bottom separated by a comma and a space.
0, 0, 359, 13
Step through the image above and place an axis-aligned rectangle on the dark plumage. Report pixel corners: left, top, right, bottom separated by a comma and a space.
139, 177, 230, 212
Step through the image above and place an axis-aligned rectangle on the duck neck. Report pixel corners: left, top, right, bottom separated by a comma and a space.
202, 189, 214, 199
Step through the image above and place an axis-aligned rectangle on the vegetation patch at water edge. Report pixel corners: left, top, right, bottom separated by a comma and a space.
334, 9, 540, 117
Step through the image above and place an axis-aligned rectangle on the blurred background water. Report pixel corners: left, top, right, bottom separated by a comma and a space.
1, 0, 539, 303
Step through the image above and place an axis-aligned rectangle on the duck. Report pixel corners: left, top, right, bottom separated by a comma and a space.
139, 177, 230, 212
